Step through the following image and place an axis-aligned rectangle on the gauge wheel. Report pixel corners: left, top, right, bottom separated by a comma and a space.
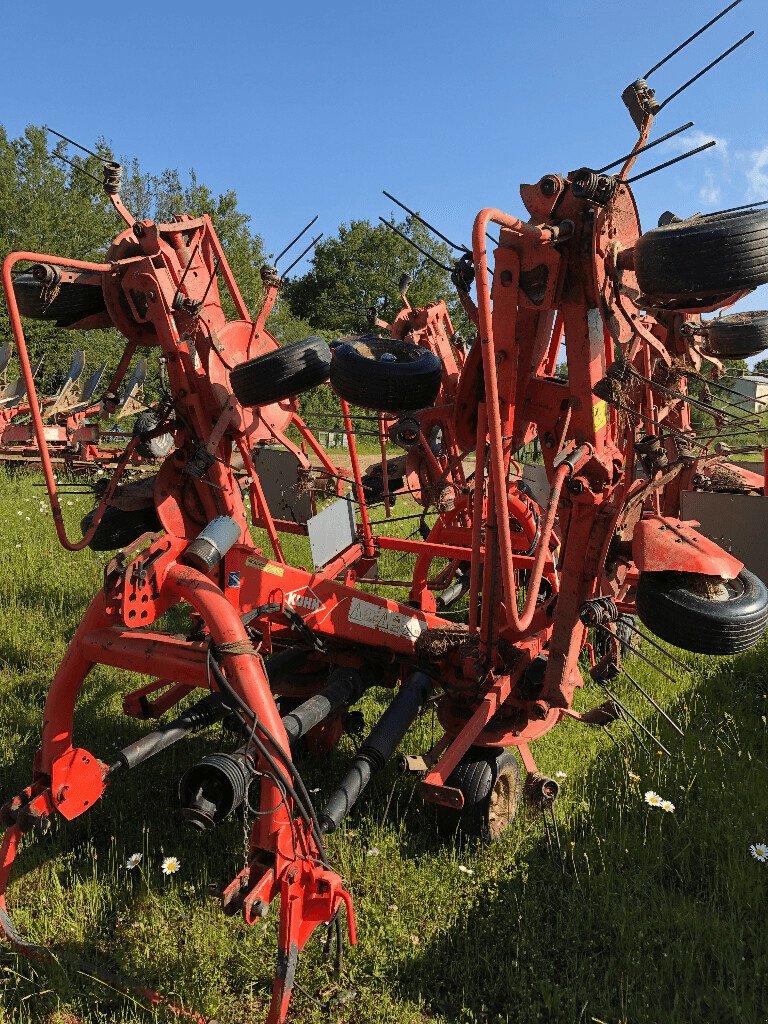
435, 746, 521, 841
636, 568, 768, 655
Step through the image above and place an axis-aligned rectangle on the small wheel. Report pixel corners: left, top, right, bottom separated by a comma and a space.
435, 747, 521, 841
634, 208, 768, 300
636, 568, 768, 655
132, 410, 174, 459
229, 336, 331, 407
81, 504, 162, 551
702, 311, 768, 359
12, 268, 107, 327
330, 336, 442, 411
361, 472, 402, 506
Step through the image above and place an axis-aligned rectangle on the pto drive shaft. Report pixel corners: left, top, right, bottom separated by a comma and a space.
319, 671, 432, 833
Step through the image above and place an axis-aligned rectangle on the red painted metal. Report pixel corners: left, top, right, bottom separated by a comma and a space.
0, 67, 760, 1020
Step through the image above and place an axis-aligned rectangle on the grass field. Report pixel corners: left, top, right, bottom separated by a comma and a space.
0, 469, 767, 1024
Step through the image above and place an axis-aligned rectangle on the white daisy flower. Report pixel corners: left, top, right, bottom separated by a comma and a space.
644, 790, 663, 808
555, 771, 567, 779
125, 853, 142, 870
16, 510, 22, 516
161, 855, 181, 875
366, 847, 380, 857
457, 865, 474, 875
661, 800, 675, 813
750, 843, 768, 862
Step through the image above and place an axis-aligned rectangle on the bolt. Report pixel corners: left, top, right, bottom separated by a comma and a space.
544, 433, 555, 450
500, 270, 513, 285
541, 175, 560, 197
567, 477, 584, 495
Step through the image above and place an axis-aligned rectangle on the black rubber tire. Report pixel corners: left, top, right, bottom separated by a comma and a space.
636, 568, 768, 655
435, 747, 521, 841
330, 336, 442, 411
634, 209, 768, 300
702, 311, 768, 359
362, 473, 402, 506
81, 504, 162, 551
12, 270, 107, 327
229, 336, 331, 408
132, 410, 174, 459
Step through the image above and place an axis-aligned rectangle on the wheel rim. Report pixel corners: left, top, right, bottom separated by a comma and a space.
486, 765, 520, 838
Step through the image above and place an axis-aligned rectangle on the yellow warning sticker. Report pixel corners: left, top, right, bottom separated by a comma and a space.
592, 400, 608, 432
246, 556, 285, 577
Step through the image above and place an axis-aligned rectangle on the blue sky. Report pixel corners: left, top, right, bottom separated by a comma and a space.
1, 0, 766, 307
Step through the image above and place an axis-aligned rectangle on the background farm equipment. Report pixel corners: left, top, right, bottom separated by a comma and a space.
0, 343, 167, 471
1, 3, 768, 1022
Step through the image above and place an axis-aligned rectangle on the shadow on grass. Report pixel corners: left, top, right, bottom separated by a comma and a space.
2, 643, 767, 1024
392, 646, 768, 1024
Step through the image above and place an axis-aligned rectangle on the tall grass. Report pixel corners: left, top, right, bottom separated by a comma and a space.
0, 470, 766, 1024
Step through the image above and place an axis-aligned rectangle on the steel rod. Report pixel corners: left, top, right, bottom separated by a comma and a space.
383, 190, 469, 253
281, 233, 323, 277
273, 215, 319, 265
626, 141, 717, 183
378, 218, 452, 272
621, 667, 685, 736
603, 685, 672, 756
45, 125, 103, 160
597, 121, 694, 174
644, 0, 743, 78
658, 31, 754, 110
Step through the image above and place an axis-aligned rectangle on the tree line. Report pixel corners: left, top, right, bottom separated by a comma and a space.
0, 125, 466, 426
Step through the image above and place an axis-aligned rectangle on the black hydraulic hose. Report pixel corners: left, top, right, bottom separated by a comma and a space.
319, 671, 432, 833
206, 653, 331, 866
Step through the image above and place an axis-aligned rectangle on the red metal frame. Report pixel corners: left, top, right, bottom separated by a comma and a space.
0, 76, 760, 1021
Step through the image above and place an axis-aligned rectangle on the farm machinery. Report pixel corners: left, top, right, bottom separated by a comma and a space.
0, 337, 165, 471
3, 2, 768, 1020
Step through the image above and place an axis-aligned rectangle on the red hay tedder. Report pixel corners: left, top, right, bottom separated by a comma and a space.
2, 3, 768, 1020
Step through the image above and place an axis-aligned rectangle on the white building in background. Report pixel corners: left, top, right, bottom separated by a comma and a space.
727, 374, 768, 414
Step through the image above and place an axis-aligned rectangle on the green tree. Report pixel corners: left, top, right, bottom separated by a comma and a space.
282, 216, 469, 338
0, 124, 313, 403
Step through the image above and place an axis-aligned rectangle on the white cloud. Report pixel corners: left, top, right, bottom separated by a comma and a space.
663, 128, 728, 159
699, 169, 721, 206
745, 144, 768, 201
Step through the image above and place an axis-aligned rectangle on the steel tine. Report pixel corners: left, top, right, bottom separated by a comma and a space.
657, 31, 754, 111
50, 151, 104, 185
383, 190, 470, 254
619, 619, 694, 674
597, 121, 694, 174
541, 806, 559, 867
45, 126, 103, 160
612, 703, 655, 758
603, 685, 672, 757
621, 667, 684, 737
377, 218, 452, 273
601, 723, 628, 758
599, 624, 680, 689
626, 141, 717, 184
549, 805, 565, 873
273, 215, 319, 266
644, 0, 744, 78
281, 234, 323, 278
